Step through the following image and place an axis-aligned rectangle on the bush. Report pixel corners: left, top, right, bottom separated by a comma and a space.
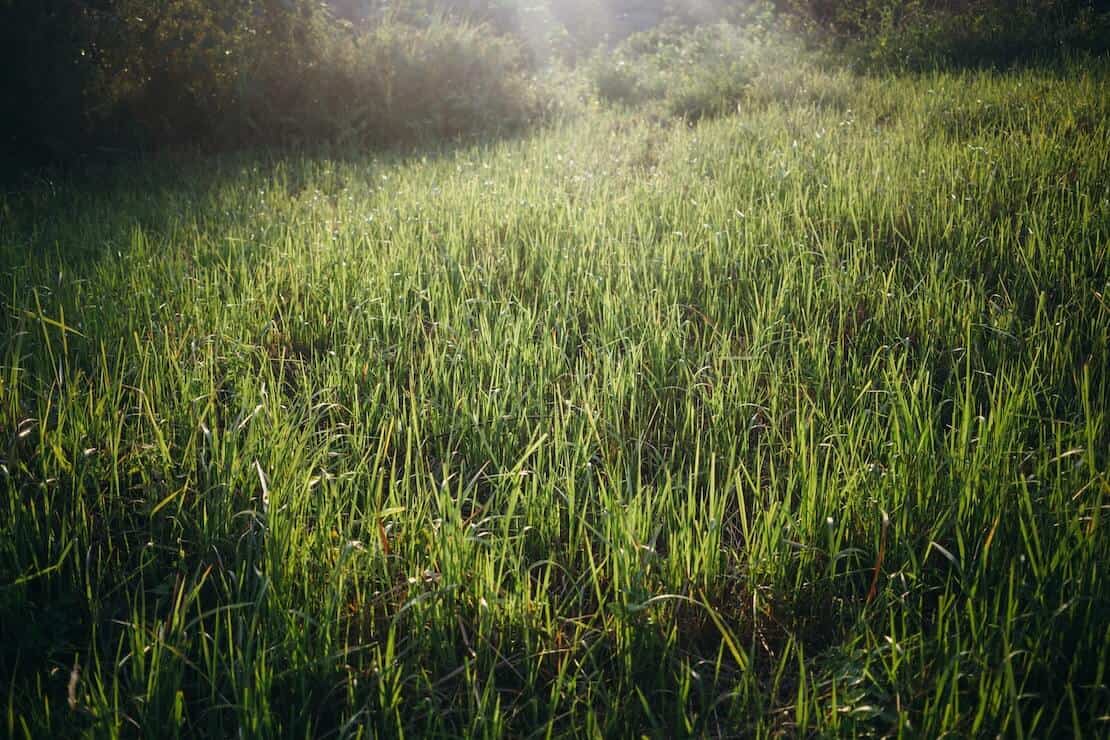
584, 1, 1110, 125
0, 2, 99, 169
235, 16, 544, 148
336, 18, 541, 144
2, 1, 549, 169
773, 0, 1110, 70
588, 21, 813, 120
884, 1, 1110, 71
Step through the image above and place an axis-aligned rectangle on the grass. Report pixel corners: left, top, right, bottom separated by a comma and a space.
1, 57, 1108, 737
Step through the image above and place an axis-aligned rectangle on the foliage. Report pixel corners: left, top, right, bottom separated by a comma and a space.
0, 0, 548, 169
774, 0, 1110, 69
351, 0, 525, 35
82, 0, 321, 151
0, 1, 97, 168
103, 1, 547, 150
588, 21, 829, 120
4, 0, 1108, 172
235, 16, 543, 148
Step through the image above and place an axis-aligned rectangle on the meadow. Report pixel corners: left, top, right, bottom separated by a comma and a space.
2, 58, 1109, 736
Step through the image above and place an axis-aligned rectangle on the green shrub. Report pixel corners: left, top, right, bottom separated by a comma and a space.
774, 0, 1110, 70
3, 2, 549, 165
592, 61, 647, 107
344, 18, 542, 143
234, 16, 544, 148
588, 21, 823, 120
0, 2, 93, 169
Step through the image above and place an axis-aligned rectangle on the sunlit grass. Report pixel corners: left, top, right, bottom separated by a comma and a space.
1, 58, 1108, 737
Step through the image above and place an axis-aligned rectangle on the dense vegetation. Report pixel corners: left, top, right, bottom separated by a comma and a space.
3, 0, 1107, 170
2, 1, 1109, 737
0, 0, 551, 170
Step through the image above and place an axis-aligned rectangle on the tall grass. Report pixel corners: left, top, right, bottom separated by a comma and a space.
1, 57, 1108, 736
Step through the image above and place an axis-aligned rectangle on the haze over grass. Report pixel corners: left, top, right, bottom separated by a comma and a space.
1, 56, 1109, 736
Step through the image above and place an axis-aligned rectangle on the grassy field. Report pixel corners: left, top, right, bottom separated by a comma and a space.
2, 58, 1109, 737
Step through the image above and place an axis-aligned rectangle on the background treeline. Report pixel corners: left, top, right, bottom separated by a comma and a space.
0, 0, 551, 171
2, 0, 1107, 172
775, 0, 1110, 68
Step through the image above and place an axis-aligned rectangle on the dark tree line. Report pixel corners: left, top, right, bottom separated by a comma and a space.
2, 0, 1105, 175
2, 1, 325, 169
0, 0, 542, 172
